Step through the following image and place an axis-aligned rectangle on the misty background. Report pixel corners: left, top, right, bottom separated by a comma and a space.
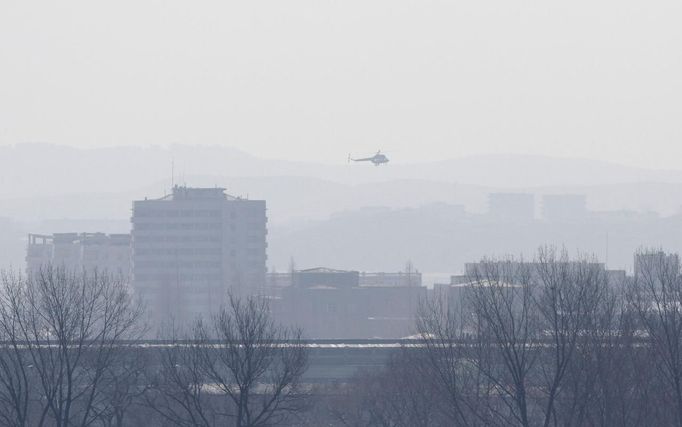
3, 144, 682, 279
2, 1, 682, 279
2, 1, 682, 167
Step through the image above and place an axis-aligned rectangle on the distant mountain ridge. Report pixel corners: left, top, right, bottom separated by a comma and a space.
3, 144, 682, 273
3, 143, 682, 199
3, 174, 682, 226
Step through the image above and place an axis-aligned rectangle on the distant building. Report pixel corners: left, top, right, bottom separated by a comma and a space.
131, 186, 267, 325
359, 271, 422, 287
634, 251, 680, 278
263, 272, 293, 297
293, 267, 359, 288
435, 261, 628, 318
463, 260, 624, 283
26, 232, 131, 279
448, 274, 469, 285
264, 268, 422, 302
488, 193, 534, 221
275, 267, 426, 338
606, 269, 627, 288
26, 234, 54, 273
542, 194, 587, 221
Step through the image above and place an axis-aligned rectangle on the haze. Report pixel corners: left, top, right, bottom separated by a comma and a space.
5, 3, 682, 425
2, 0, 681, 167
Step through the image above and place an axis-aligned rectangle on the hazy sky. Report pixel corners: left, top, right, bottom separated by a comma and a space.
1, 1, 680, 167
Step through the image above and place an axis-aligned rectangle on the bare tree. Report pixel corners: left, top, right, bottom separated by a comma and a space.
146, 323, 216, 427
533, 249, 609, 427
628, 249, 682, 427
415, 250, 625, 426
94, 346, 150, 427
0, 266, 144, 427
557, 286, 654, 427
148, 292, 309, 427
0, 270, 32, 427
468, 258, 539, 427
416, 292, 487, 426
321, 347, 447, 427
343, 248, 682, 427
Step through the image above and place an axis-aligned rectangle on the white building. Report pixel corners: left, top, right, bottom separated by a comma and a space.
131, 186, 267, 324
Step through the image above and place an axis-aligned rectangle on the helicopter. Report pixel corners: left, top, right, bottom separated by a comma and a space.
348, 150, 389, 166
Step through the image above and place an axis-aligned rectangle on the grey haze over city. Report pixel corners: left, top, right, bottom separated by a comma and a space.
3, 1, 682, 426
3, 143, 682, 277
2, 0, 681, 167
2, 0, 682, 276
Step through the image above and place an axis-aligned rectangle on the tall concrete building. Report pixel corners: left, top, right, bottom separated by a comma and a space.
26, 232, 131, 279
131, 186, 267, 324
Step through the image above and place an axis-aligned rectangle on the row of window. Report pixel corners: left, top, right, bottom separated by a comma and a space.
135, 259, 223, 268
135, 247, 221, 256
135, 248, 262, 257
134, 222, 224, 230
135, 257, 264, 269
133, 224, 267, 236
134, 209, 222, 218
134, 270, 266, 282
134, 273, 223, 282
134, 235, 222, 243
135, 237, 265, 247
134, 209, 265, 219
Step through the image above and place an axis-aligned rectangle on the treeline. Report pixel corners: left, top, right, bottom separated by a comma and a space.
320, 248, 682, 427
0, 267, 307, 427
3, 248, 682, 426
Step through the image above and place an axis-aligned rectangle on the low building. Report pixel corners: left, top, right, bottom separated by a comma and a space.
634, 251, 680, 278
435, 262, 629, 318
292, 267, 359, 288
275, 267, 426, 339
26, 232, 131, 280
267, 268, 423, 291
359, 271, 422, 287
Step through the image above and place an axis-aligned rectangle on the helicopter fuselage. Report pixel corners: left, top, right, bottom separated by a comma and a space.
350, 152, 389, 166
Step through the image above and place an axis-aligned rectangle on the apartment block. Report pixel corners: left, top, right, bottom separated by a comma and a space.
131, 186, 267, 324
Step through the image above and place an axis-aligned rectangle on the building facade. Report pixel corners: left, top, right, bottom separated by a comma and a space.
131, 186, 267, 324
274, 267, 426, 338
634, 251, 680, 278
26, 232, 131, 279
